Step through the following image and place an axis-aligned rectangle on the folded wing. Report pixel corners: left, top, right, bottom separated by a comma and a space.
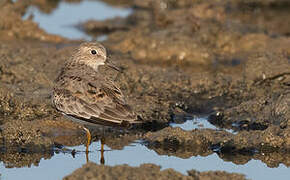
53, 74, 141, 126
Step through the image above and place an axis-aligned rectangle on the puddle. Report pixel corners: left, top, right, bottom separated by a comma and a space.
2, 1, 289, 180
170, 116, 236, 134
1, 141, 289, 180
22, 0, 132, 40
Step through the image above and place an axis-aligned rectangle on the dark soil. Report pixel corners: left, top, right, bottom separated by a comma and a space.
0, 0, 289, 179
63, 162, 246, 180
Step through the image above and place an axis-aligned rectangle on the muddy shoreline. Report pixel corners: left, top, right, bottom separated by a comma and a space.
64, 163, 246, 180
0, 0, 289, 179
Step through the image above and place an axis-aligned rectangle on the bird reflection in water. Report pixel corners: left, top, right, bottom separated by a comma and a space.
100, 137, 105, 164
69, 137, 106, 164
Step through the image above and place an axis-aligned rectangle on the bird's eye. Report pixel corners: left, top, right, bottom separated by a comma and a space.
91, 50, 97, 55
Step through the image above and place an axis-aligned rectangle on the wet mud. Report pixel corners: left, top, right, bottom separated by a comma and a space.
0, 0, 66, 42
144, 127, 290, 168
0, 0, 289, 179
64, 162, 246, 180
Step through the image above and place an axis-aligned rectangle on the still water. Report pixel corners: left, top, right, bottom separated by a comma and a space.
1, 138, 289, 180
1, 1, 289, 180
171, 116, 236, 133
23, 0, 131, 40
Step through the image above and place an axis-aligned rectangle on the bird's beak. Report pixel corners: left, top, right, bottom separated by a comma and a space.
105, 60, 121, 72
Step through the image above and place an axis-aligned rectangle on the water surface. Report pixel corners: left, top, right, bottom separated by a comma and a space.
170, 116, 236, 134
2, 1, 289, 180
23, 0, 132, 40
1, 141, 289, 180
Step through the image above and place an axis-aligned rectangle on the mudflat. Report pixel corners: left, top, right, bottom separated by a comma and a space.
0, 0, 289, 179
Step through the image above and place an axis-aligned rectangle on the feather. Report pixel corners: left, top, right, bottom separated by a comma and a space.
53, 63, 142, 126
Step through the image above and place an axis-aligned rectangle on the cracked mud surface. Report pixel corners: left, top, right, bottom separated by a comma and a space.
0, 0, 289, 179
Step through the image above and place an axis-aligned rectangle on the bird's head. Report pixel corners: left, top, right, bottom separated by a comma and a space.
73, 42, 119, 71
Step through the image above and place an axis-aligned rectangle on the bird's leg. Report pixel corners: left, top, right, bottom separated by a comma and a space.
83, 127, 91, 162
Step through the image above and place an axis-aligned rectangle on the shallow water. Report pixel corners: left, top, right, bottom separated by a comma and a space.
1, 140, 289, 180
2, 1, 289, 180
170, 116, 236, 134
23, 0, 132, 40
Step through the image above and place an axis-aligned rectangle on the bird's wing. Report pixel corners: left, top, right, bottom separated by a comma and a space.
53, 75, 141, 126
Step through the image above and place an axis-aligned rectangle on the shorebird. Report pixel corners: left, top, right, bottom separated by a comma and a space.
52, 42, 142, 158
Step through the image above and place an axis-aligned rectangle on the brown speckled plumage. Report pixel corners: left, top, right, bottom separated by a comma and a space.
53, 42, 141, 127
